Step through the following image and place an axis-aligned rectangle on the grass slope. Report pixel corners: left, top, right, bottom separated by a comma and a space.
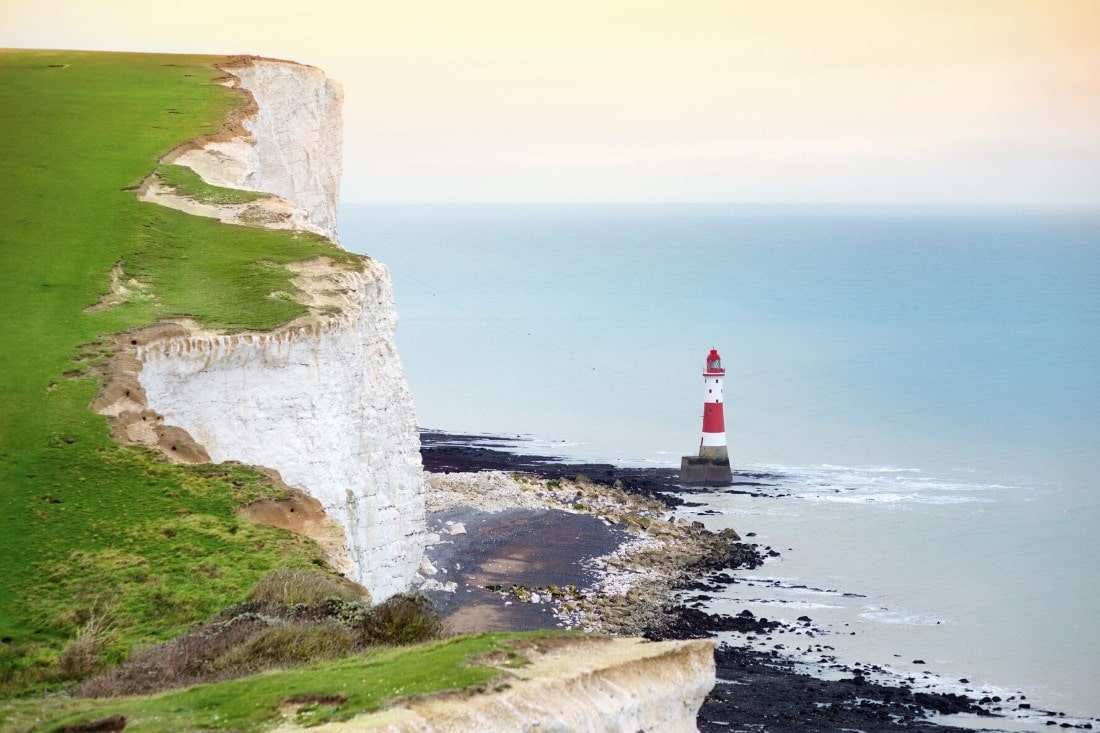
0, 50, 356, 692
1, 633, 525, 731
153, 163, 267, 206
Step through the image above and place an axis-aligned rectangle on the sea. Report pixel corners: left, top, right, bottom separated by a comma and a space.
341, 204, 1099, 729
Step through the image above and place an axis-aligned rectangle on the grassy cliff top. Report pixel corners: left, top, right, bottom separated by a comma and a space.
0, 49, 359, 694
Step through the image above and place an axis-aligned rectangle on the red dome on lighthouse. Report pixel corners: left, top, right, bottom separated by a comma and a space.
704, 348, 724, 376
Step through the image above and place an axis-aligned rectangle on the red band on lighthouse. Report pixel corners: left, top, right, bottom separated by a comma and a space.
703, 403, 725, 434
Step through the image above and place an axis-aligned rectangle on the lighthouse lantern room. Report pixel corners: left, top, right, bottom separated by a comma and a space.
680, 347, 734, 485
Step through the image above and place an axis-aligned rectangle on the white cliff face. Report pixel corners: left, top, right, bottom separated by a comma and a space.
132, 59, 424, 599
137, 261, 424, 598
171, 58, 343, 240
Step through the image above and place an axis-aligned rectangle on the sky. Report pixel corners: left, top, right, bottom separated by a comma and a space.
3, 0, 1098, 205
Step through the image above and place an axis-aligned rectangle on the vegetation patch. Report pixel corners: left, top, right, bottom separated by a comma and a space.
152, 163, 266, 205
4, 633, 541, 732
247, 566, 365, 606
74, 567, 444, 698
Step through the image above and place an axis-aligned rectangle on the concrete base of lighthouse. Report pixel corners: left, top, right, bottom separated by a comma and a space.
679, 452, 733, 486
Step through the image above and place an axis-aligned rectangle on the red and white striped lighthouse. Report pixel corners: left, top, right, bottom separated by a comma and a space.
680, 347, 733, 485
699, 348, 728, 462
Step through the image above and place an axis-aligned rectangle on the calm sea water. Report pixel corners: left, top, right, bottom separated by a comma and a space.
341, 204, 1099, 725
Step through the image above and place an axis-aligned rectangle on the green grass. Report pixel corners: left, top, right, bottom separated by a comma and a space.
0, 633, 530, 732
0, 49, 360, 693
153, 163, 267, 205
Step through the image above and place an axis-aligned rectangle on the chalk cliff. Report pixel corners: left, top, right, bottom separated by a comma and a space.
119, 58, 424, 599
169, 58, 343, 240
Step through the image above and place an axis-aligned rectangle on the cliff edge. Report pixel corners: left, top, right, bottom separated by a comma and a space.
101, 57, 425, 599
277, 637, 715, 733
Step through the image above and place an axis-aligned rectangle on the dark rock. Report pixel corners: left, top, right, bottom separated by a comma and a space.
645, 605, 781, 640
699, 644, 986, 733
420, 431, 686, 507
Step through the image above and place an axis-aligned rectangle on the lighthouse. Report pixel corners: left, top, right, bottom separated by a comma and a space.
680, 348, 733, 485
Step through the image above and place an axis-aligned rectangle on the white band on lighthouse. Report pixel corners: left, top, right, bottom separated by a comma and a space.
701, 432, 726, 446
704, 376, 724, 404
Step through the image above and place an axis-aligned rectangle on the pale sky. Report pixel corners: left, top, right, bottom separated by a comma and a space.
3, 0, 1098, 204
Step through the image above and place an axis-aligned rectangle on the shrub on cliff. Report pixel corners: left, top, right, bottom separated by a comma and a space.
216, 622, 355, 674
355, 593, 444, 647
56, 615, 118, 681
248, 567, 365, 606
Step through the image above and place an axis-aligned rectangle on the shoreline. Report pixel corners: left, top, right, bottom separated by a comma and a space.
419, 450, 765, 638
415, 431, 1072, 733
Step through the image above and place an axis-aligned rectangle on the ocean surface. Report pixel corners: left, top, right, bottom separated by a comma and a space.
341, 204, 1099, 727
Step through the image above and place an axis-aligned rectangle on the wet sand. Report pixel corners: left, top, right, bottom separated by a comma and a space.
424, 507, 626, 632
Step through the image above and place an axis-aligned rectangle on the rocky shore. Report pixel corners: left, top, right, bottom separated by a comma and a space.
417, 432, 1096, 733
420, 467, 762, 637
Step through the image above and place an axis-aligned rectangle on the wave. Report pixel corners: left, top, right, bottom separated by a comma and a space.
817, 463, 924, 474
735, 461, 1020, 505
736, 578, 864, 598
724, 598, 845, 610
859, 607, 953, 626
808, 492, 994, 505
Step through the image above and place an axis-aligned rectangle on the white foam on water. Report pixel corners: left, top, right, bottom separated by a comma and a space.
810, 492, 993, 505
818, 463, 924, 474
859, 607, 953, 626
727, 461, 1016, 507
727, 599, 845, 610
